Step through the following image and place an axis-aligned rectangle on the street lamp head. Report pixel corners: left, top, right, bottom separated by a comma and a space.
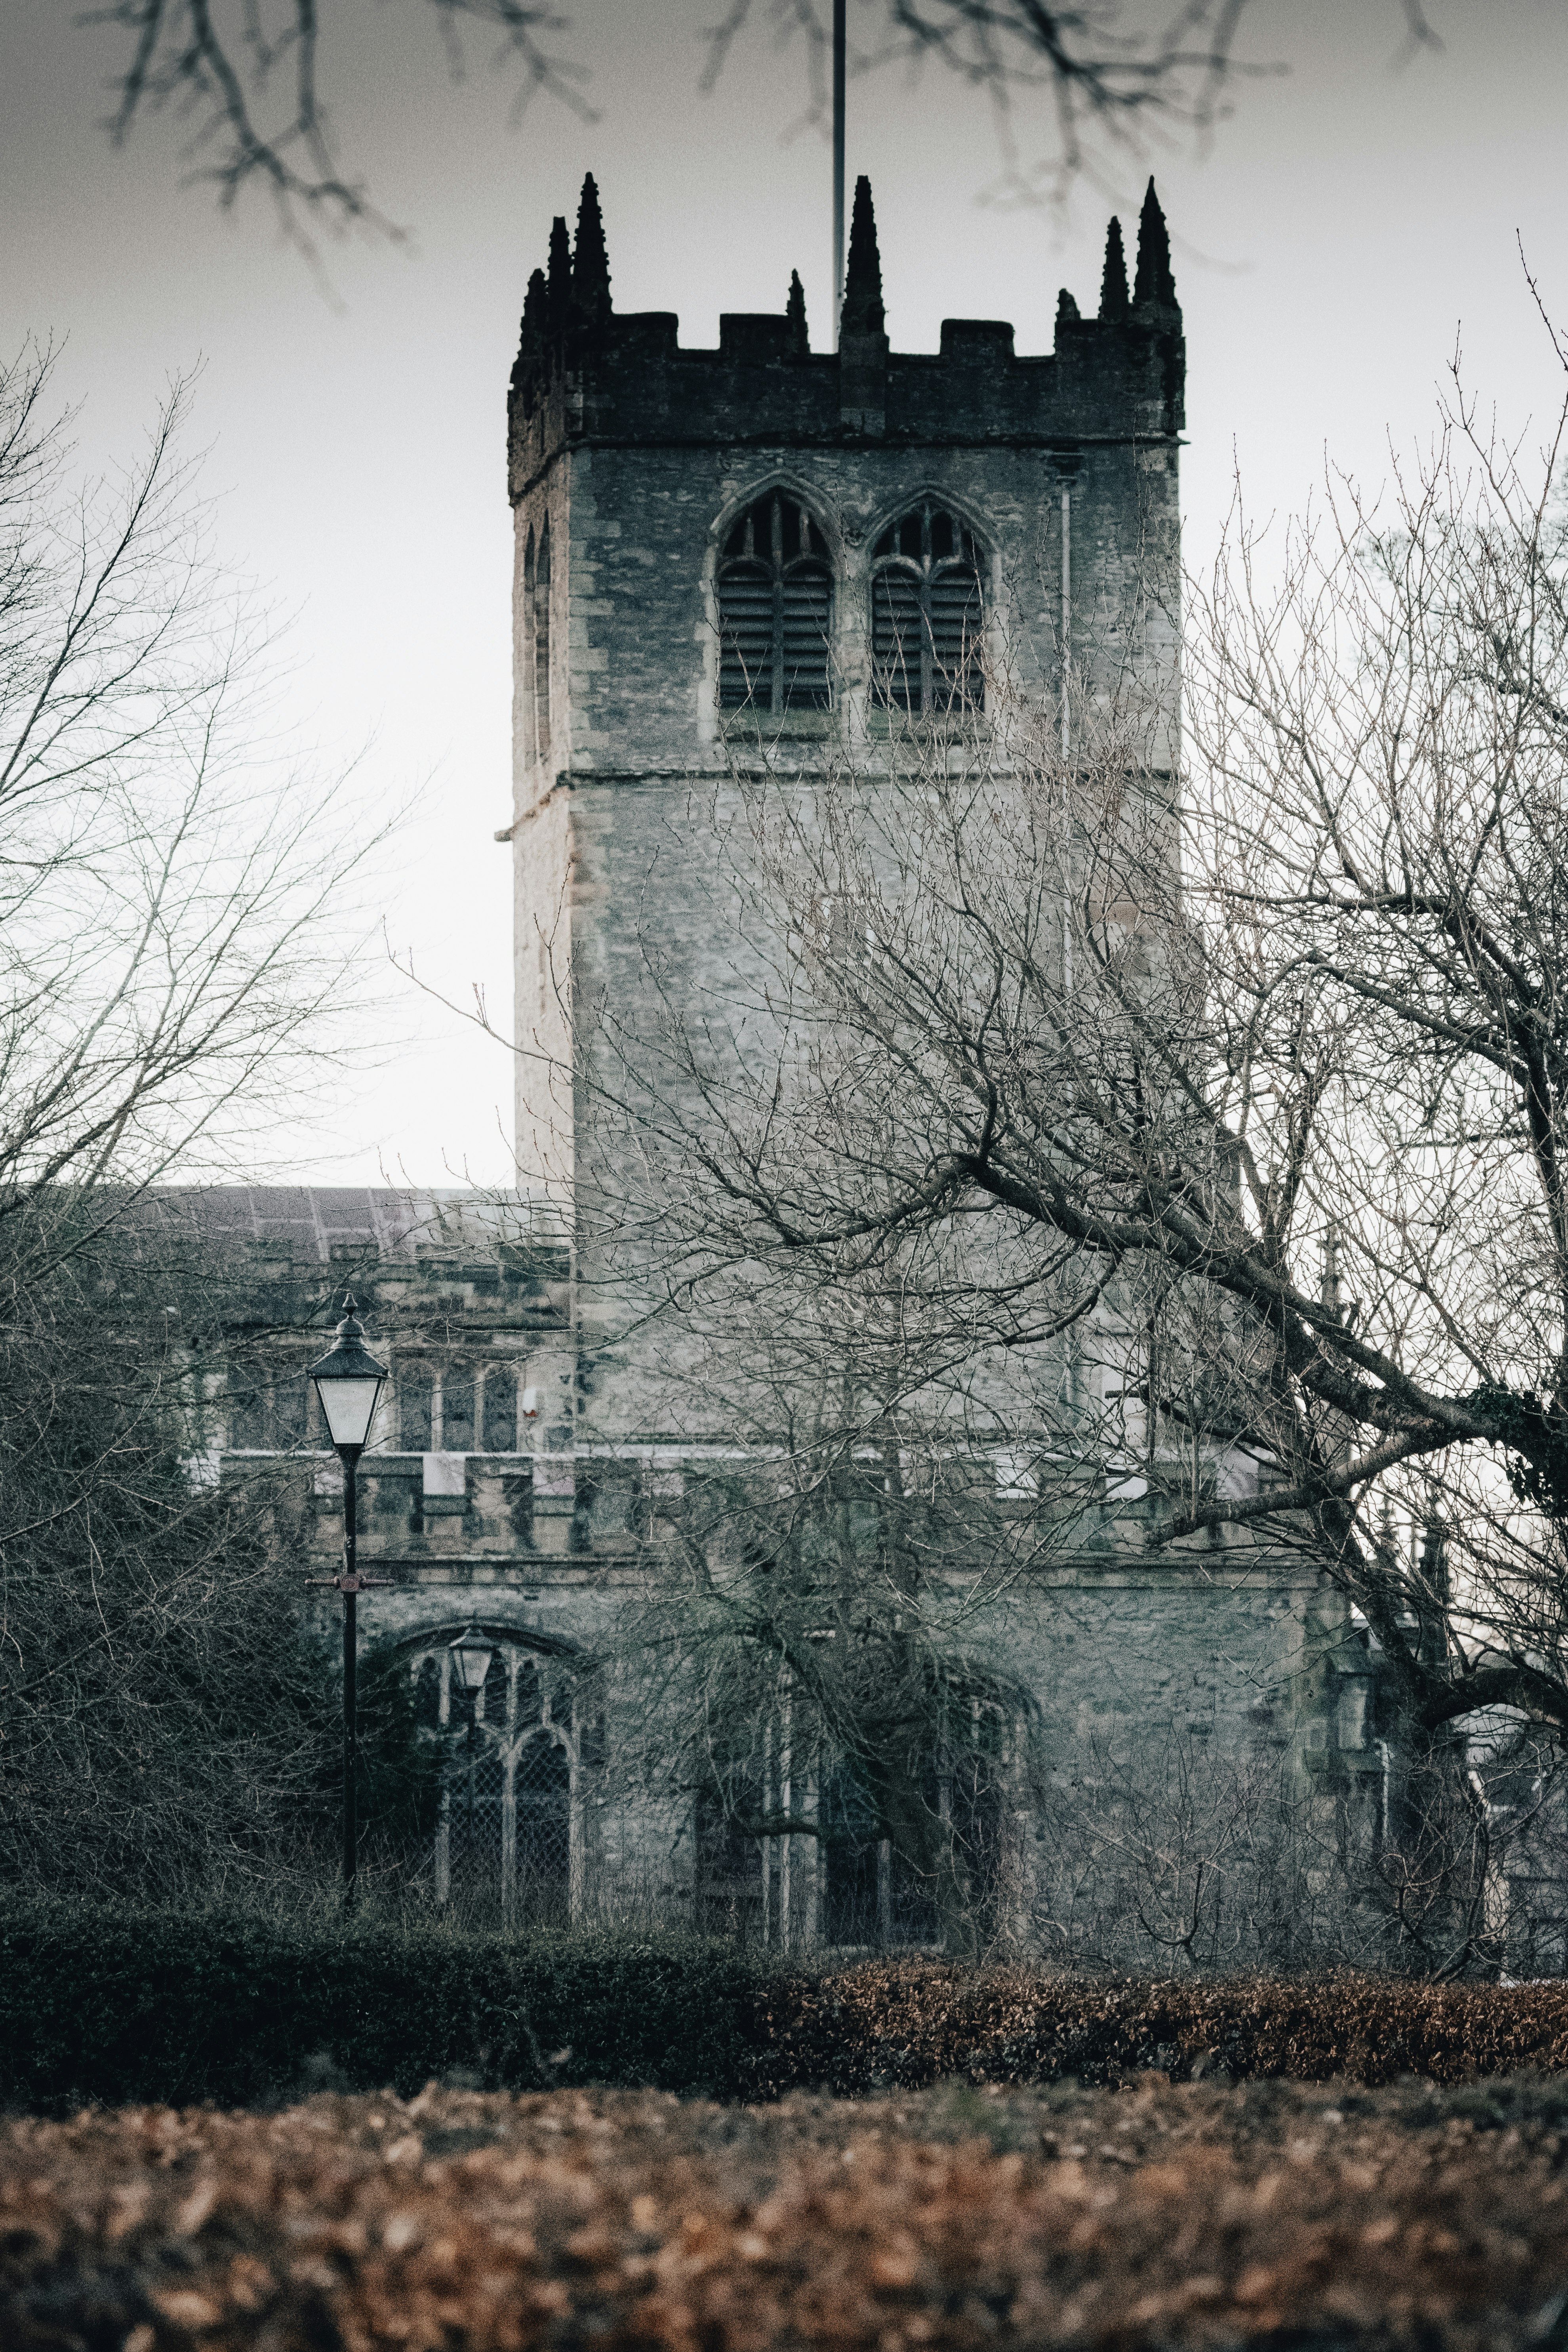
449, 1624, 495, 1694
307, 1294, 390, 1455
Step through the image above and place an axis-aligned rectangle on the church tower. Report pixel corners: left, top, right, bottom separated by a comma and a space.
504, 172, 1185, 1452
168, 179, 1377, 1941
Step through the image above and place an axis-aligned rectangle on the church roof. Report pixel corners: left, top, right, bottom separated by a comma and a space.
145, 1187, 561, 1262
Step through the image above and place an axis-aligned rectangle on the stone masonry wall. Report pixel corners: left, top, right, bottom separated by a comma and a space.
510, 430, 1181, 1206
511, 435, 1178, 789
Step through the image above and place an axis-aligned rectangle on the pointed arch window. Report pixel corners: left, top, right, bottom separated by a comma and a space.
411, 1631, 597, 1921
525, 519, 551, 763
718, 492, 833, 713
871, 503, 985, 714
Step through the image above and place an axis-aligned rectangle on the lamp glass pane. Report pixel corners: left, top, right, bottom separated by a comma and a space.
314, 1374, 383, 1449
452, 1634, 494, 1692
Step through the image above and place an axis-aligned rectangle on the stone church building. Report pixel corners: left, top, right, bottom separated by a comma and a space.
197, 177, 1399, 1950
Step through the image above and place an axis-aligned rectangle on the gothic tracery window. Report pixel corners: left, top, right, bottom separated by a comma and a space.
871, 502, 986, 715
411, 1632, 591, 1920
717, 492, 833, 714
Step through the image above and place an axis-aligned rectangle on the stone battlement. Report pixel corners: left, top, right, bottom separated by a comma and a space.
506, 173, 1183, 502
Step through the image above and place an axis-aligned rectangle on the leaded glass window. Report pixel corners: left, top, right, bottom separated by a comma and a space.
409, 1632, 591, 1922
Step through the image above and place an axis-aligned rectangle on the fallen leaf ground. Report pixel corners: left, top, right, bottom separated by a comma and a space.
6, 2074, 1568, 2349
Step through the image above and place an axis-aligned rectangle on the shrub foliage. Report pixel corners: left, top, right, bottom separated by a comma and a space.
8, 2078, 1568, 2350
751, 1957, 1568, 2093
10, 1912, 1568, 2111
0, 1908, 766, 2111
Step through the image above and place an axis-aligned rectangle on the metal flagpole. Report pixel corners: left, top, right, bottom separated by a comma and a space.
832, 0, 846, 349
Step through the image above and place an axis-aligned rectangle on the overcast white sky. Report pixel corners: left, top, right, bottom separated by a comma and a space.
3, 0, 1566, 1186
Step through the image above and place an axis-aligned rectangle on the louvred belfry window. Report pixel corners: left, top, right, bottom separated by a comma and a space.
717, 493, 833, 713
871, 503, 985, 714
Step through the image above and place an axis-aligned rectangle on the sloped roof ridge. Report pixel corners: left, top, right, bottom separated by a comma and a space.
142, 1184, 565, 1263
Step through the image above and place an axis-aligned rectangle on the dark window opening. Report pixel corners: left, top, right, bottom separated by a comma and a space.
527, 519, 551, 762
821, 1762, 938, 1946
718, 492, 832, 714
442, 1364, 476, 1452
449, 1740, 505, 1900
400, 1370, 433, 1452
227, 1360, 310, 1452
413, 1654, 442, 1732
821, 1718, 1009, 1948
695, 1776, 766, 1937
273, 1376, 306, 1449
871, 502, 985, 715
228, 1367, 269, 1450
502, 1468, 535, 1548
514, 1732, 572, 1899
482, 1368, 517, 1453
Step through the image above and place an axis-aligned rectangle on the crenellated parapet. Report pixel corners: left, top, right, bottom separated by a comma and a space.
506, 171, 1185, 504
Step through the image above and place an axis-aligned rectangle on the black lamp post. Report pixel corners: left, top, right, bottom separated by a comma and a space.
307, 1296, 392, 1902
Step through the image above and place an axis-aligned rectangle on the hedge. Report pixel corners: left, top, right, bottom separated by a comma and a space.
0, 1904, 768, 2111
10, 1905, 1568, 2110
13, 2080, 1568, 2352
749, 1957, 1568, 2093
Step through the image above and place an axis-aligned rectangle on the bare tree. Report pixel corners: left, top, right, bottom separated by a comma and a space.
80, 0, 1430, 246
0, 340, 379, 1285
84, 0, 593, 246
1027, 1711, 1550, 1979
580, 324, 1568, 1870
0, 342, 393, 1898
0, 1210, 443, 1901
1029, 1727, 1307, 1973
0, 1222, 307, 1897
1176, 336, 1568, 1753
700, 0, 1292, 205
